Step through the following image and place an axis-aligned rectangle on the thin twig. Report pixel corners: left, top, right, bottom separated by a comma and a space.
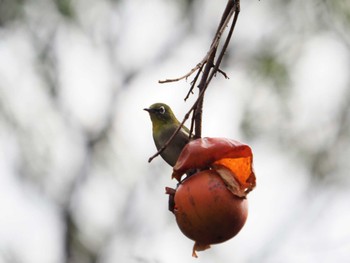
194, 47, 217, 138
217, 68, 229, 79
204, 3, 240, 89
158, 62, 205, 83
148, 109, 191, 163
210, 0, 236, 47
158, 0, 236, 84
184, 62, 204, 101
192, 1, 237, 138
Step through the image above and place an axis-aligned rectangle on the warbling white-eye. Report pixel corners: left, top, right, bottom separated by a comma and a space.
144, 103, 190, 167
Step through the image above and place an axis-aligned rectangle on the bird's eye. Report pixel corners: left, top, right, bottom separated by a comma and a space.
159, 106, 165, 114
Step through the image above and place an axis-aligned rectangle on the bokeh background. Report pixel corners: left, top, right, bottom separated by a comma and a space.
1, 0, 350, 262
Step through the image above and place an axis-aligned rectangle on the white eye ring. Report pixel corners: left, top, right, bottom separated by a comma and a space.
159, 106, 165, 114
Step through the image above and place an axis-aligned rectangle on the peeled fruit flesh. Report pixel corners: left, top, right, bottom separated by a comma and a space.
173, 169, 248, 257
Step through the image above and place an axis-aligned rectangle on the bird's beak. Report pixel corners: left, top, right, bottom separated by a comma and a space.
143, 108, 154, 113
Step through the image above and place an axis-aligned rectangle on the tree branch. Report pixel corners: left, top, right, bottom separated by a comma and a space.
148, 0, 240, 163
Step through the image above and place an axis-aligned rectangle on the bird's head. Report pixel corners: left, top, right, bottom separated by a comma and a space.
144, 103, 179, 128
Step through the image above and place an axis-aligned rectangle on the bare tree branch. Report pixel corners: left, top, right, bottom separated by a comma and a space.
149, 0, 240, 163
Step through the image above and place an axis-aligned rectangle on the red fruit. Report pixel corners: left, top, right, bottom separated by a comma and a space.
173, 137, 256, 197
167, 137, 255, 257
174, 169, 248, 257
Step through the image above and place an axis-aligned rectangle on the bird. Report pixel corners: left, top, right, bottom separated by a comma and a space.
144, 103, 190, 167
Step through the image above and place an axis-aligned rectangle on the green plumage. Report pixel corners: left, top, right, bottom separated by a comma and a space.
144, 103, 190, 167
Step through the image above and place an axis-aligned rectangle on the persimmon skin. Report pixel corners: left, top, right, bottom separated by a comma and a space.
174, 170, 248, 245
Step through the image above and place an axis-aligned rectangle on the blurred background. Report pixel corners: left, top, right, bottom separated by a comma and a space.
1, 0, 350, 262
